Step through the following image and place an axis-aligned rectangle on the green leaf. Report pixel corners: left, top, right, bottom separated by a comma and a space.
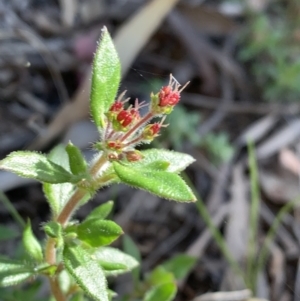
147, 266, 175, 286
43, 145, 76, 217
85, 201, 114, 221
0, 151, 78, 184
63, 245, 108, 301
130, 149, 195, 173
77, 220, 123, 247
69, 292, 86, 301
43, 221, 62, 239
122, 235, 141, 263
122, 235, 141, 283
43, 182, 75, 218
58, 270, 71, 294
107, 290, 117, 301
0, 278, 45, 301
0, 225, 19, 241
43, 222, 63, 248
66, 142, 88, 176
113, 162, 196, 202
98, 261, 127, 271
0, 257, 35, 287
90, 27, 121, 128
162, 254, 197, 281
143, 282, 177, 301
23, 220, 43, 262
92, 247, 139, 276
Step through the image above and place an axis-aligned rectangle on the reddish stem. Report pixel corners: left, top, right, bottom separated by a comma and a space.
120, 112, 153, 142
45, 153, 109, 300
56, 189, 86, 226
123, 135, 143, 147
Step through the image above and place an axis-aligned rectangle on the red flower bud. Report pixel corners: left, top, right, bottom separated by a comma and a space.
124, 150, 144, 162
107, 141, 123, 151
117, 110, 133, 127
159, 86, 180, 107
151, 75, 189, 115
142, 118, 167, 140
148, 123, 161, 135
109, 101, 123, 112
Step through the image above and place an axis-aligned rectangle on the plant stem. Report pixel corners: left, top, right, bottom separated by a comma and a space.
45, 237, 66, 301
56, 189, 86, 226
45, 238, 56, 264
90, 152, 108, 176
49, 278, 67, 301
46, 153, 109, 300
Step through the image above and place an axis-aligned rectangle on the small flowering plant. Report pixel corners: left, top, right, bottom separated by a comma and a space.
0, 27, 196, 301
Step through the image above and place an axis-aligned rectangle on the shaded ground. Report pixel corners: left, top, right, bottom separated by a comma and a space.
1, 1, 300, 300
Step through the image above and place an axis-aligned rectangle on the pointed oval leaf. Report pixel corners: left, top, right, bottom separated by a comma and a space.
162, 254, 197, 281
43, 145, 75, 216
143, 282, 177, 301
122, 235, 141, 283
0, 258, 35, 287
43, 221, 62, 239
98, 261, 127, 271
92, 247, 139, 276
85, 201, 114, 221
90, 27, 121, 128
130, 149, 195, 173
147, 266, 175, 286
66, 142, 88, 176
23, 220, 43, 262
113, 162, 196, 202
77, 220, 123, 247
123, 235, 141, 263
63, 245, 108, 301
43, 182, 75, 217
0, 151, 77, 184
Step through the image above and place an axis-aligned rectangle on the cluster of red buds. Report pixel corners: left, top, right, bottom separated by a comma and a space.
101, 75, 188, 162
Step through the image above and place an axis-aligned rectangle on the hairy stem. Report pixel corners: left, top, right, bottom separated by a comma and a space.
46, 153, 109, 300
56, 189, 87, 226
90, 153, 108, 176
120, 112, 153, 142
45, 238, 56, 264
49, 278, 66, 301
45, 238, 66, 301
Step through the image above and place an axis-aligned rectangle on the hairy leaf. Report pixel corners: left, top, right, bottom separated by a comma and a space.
90, 27, 121, 128
43, 145, 75, 217
23, 220, 43, 262
113, 162, 196, 202
131, 149, 195, 173
0, 258, 35, 287
92, 247, 139, 276
0, 151, 78, 184
85, 201, 114, 221
77, 220, 123, 247
63, 245, 108, 301
66, 142, 88, 176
